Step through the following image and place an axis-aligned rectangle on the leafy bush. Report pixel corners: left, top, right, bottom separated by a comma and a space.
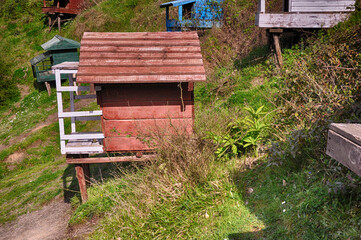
211, 105, 268, 159
268, 9, 361, 177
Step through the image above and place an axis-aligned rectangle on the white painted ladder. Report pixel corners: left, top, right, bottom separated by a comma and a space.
52, 62, 104, 155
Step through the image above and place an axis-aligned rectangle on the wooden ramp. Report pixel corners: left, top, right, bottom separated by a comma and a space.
326, 123, 361, 177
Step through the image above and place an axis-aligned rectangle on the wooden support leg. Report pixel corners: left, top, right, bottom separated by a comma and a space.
75, 164, 90, 202
48, 16, 52, 31
58, 15, 61, 33
45, 81, 51, 96
90, 83, 95, 94
273, 34, 283, 67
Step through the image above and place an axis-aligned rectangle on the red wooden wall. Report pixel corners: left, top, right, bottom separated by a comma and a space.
98, 83, 194, 152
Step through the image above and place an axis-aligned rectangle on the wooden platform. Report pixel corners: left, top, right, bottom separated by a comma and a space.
255, 0, 354, 29
326, 123, 361, 177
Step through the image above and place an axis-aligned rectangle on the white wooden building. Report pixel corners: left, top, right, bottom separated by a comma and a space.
256, 0, 356, 28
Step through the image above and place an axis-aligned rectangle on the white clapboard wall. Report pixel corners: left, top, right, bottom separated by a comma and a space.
288, 0, 355, 12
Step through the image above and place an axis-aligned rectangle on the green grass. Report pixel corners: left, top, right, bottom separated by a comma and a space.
236, 157, 361, 239
1, 0, 361, 239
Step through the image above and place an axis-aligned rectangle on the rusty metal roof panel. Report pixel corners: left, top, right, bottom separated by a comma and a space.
77, 32, 206, 84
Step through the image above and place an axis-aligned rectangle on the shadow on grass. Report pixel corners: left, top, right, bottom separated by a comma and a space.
62, 163, 119, 203
228, 230, 266, 240
61, 160, 145, 203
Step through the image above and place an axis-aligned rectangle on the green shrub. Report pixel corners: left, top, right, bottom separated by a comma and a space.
0, 59, 20, 108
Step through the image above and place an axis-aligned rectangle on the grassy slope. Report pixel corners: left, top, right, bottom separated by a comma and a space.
1, 0, 361, 239
0, 0, 164, 224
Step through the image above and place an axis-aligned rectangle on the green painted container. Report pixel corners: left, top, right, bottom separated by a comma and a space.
30, 35, 80, 82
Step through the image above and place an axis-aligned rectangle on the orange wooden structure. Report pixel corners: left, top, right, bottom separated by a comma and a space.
53, 32, 206, 201
77, 31, 206, 152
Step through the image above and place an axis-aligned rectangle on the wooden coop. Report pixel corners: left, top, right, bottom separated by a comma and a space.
255, 0, 356, 66
30, 35, 80, 95
52, 31, 206, 201
327, 123, 361, 177
42, 0, 85, 31
160, 0, 223, 32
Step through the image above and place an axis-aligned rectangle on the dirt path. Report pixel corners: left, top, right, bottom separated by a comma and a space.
0, 198, 99, 240
0, 199, 71, 240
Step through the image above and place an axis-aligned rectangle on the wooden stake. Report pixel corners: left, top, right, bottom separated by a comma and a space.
75, 164, 90, 202
45, 81, 51, 96
48, 16, 51, 31
58, 15, 61, 33
273, 34, 283, 67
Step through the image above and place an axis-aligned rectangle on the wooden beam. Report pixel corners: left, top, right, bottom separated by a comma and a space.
66, 154, 156, 164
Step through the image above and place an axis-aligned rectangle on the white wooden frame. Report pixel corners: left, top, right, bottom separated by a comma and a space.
256, 0, 353, 28
53, 63, 104, 155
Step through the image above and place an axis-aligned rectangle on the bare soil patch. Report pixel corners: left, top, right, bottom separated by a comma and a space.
0, 199, 71, 240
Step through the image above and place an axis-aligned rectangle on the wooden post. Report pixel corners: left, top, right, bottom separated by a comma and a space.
48, 16, 51, 30
178, 6, 183, 21
75, 163, 90, 202
258, 0, 265, 13
45, 81, 51, 96
57, 15, 61, 33
273, 33, 283, 67
90, 83, 95, 94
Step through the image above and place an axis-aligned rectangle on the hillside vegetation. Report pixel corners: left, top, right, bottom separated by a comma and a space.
0, 0, 361, 239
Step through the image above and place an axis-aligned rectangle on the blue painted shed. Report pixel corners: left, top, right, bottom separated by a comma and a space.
160, 0, 223, 32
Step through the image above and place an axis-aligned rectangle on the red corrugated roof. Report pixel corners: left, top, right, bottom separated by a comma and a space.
77, 32, 206, 84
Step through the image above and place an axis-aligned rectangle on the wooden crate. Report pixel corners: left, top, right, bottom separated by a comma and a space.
326, 123, 361, 177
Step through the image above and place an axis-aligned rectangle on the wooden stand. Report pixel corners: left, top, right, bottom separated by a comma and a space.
67, 154, 155, 202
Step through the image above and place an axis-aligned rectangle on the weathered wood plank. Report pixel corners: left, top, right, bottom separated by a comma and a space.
58, 110, 102, 118
104, 137, 152, 152
256, 12, 350, 28
81, 40, 201, 46
326, 129, 361, 177
329, 123, 361, 146
83, 31, 198, 39
102, 105, 193, 120
80, 46, 201, 53
77, 66, 205, 75
52, 61, 79, 70
66, 154, 155, 164
289, 0, 355, 12
103, 119, 193, 137
80, 52, 203, 59
79, 58, 204, 66
77, 75, 206, 83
